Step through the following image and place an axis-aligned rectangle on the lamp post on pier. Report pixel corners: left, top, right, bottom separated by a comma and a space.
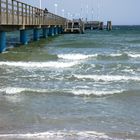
39, 0, 41, 9
54, 3, 58, 15
62, 9, 65, 17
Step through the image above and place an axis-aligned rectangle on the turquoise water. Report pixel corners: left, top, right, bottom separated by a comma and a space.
0, 27, 140, 139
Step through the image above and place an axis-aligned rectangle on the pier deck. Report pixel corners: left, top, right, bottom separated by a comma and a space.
0, 0, 66, 30
0, 0, 67, 52
64, 19, 84, 34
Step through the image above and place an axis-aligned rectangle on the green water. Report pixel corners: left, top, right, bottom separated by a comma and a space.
0, 27, 140, 139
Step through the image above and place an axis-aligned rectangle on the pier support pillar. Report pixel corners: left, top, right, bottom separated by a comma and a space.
42, 28, 48, 38
60, 27, 63, 34
48, 27, 54, 36
0, 31, 6, 53
20, 30, 28, 45
33, 28, 40, 41
54, 26, 58, 35
107, 21, 112, 31
99, 22, 104, 30
58, 26, 62, 34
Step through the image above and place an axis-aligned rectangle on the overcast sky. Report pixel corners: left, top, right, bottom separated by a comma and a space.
21, 0, 140, 25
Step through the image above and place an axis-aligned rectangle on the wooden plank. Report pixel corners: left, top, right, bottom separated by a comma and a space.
21, 3, 23, 24
0, 0, 1, 24
29, 5, 30, 25
12, 0, 14, 24
32, 7, 34, 25
25, 4, 27, 24
6, 0, 8, 24
17, 1, 19, 25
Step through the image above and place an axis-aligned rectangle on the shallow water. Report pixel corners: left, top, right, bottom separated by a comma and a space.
0, 26, 140, 139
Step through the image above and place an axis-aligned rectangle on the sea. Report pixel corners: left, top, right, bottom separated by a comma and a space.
0, 26, 140, 140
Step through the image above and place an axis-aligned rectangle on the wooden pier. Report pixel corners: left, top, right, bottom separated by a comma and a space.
0, 0, 66, 52
64, 19, 84, 34
84, 21, 104, 30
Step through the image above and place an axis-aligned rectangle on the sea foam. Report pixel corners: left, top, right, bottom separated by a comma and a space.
74, 74, 140, 82
71, 89, 124, 96
0, 87, 48, 95
0, 87, 124, 97
128, 53, 140, 58
0, 61, 78, 68
0, 130, 110, 139
58, 54, 97, 60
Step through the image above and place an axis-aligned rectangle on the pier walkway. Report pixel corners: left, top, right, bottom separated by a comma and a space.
0, 0, 66, 52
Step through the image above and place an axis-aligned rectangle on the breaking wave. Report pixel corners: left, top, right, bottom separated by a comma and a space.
58, 54, 97, 60
0, 87, 125, 97
0, 130, 111, 140
74, 74, 140, 82
71, 89, 124, 96
0, 61, 78, 68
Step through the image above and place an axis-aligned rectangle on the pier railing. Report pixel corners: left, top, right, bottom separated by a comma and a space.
0, 0, 66, 26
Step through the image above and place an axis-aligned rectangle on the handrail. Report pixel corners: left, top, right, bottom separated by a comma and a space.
0, 0, 66, 26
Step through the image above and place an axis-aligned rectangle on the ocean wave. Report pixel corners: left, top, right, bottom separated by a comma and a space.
58, 54, 97, 60
0, 130, 110, 140
97, 53, 129, 60
0, 87, 48, 95
0, 87, 124, 97
74, 74, 140, 82
0, 61, 78, 68
71, 89, 124, 96
128, 53, 140, 58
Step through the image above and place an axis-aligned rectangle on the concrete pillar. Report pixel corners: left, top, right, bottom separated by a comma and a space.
48, 27, 54, 36
59, 26, 63, 34
58, 27, 62, 34
20, 30, 28, 45
42, 28, 48, 38
99, 22, 104, 30
107, 21, 112, 31
0, 31, 6, 53
58, 27, 61, 34
33, 28, 40, 41
54, 26, 58, 35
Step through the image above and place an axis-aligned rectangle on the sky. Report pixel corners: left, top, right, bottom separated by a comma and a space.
20, 0, 140, 25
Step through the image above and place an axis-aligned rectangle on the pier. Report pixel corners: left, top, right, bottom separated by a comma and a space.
84, 21, 104, 30
0, 0, 66, 52
64, 19, 84, 34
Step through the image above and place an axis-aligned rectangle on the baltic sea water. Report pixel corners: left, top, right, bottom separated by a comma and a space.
0, 26, 140, 139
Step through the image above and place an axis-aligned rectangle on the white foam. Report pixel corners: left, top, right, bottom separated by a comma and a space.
0, 130, 110, 139
74, 74, 140, 82
2, 87, 26, 95
71, 89, 123, 96
0, 87, 48, 95
58, 54, 97, 60
0, 61, 78, 68
0, 87, 124, 97
109, 53, 122, 57
128, 53, 140, 58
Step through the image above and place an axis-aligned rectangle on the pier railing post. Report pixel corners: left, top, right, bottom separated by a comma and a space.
0, 31, 6, 53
